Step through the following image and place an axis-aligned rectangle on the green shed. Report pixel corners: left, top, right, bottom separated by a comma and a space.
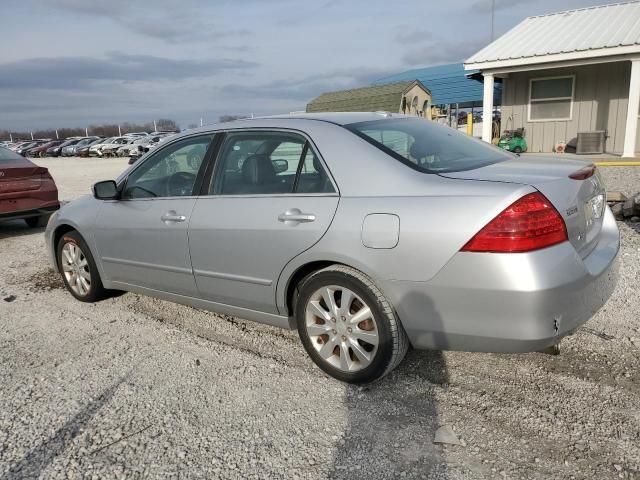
306, 80, 432, 117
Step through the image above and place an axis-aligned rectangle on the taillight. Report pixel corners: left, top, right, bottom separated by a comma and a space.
569, 164, 596, 180
461, 192, 568, 253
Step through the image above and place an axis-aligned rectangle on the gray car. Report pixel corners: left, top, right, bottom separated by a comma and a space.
44, 113, 619, 383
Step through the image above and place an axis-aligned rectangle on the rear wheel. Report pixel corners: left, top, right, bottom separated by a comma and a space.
513, 146, 522, 154
57, 230, 108, 302
25, 215, 50, 228
295, 265, 409, 384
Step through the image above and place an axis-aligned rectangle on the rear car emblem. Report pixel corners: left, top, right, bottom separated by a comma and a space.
566, 206, 578, 216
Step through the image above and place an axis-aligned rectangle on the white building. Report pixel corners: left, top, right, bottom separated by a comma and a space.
465, 1, 640, 157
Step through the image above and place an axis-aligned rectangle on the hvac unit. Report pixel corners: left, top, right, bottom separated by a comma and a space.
576, 131, 605, 154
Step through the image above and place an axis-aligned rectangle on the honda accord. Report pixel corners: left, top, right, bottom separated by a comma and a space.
44, 113, 619, 383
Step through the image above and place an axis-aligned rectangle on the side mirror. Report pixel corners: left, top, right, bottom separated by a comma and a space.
92, 180, 118, 200
272, 159, 288, 174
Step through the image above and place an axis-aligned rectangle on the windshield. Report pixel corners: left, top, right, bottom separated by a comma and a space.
0, 146, 26, 162
345, 117, 512, 173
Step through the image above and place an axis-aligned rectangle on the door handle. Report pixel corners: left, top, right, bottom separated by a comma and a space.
161, 211, 187, 223
278, 208, 316, 224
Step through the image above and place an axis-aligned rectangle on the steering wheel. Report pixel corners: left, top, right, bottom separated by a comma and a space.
167, 171, 196, 196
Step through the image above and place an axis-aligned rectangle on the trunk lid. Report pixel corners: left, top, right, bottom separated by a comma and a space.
0, 156, 44, 194
440, 156, 606, 258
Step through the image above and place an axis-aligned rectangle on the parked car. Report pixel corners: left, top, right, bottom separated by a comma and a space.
28, 140, 65, 157
76, 138, 105, 157
0, 146, 59, 227
48, 138, 81, 157
62, 137, 99, 157
127, 133, 176, 164
115, 141, 137, 157
88, 137, 115, 157
16, 140, 48, 156
8, 141, 31, 152
45, 113, 619, 383
100, 137, 132, 157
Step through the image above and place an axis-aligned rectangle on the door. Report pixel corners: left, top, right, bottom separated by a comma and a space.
94, 134, 214, 296
189, 130, 339, 314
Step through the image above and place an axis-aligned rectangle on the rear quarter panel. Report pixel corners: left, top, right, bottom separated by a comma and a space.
276, 177, 533, 313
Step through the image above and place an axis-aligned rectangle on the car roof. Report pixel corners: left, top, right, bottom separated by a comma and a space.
261, 112, 402, 125
188, 112, 405, 132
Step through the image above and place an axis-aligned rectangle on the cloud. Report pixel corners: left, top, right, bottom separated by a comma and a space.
401, 38, 482, 66
0, 53, 258, 90
220, 66, 399, 103
33, 0, 250, 43
394, 27, 433, 44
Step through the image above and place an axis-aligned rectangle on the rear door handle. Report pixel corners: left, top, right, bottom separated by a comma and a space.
161, 211, 187, 223
278, 208, 316, 224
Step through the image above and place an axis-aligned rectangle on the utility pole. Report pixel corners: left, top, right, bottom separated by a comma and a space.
490, 0, 495, 41
9, 133, 13, 142
153, 120, 157, 132
200, 117, 203, 127
118, 125, 122, 136
55, 129, 59, 139
85, 127, 88, 137
31, 131, 34, 140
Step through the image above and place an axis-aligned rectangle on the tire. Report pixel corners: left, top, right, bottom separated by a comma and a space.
25, 215, 50, 228
295, 265, 409, 384
56, 230, 108, 302
513, 146, 522, 154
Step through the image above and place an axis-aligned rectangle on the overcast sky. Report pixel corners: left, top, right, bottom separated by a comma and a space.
0, 0, 619, 131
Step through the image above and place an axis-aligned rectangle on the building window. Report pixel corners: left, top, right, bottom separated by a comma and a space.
528, 76, 574, 121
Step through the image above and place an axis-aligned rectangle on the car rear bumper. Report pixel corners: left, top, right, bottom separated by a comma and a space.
383, 207, 620, 352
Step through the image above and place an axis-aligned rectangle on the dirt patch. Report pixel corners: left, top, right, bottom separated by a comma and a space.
27, 268, 65, 292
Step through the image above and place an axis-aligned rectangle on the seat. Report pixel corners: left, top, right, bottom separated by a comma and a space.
239, 154, 278, 194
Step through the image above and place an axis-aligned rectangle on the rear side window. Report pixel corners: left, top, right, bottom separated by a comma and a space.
346, 118, 511, 173
0, 146, 25, 162
211, 131, 335, 195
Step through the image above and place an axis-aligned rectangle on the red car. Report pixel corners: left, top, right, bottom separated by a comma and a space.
0, 146, 59, 227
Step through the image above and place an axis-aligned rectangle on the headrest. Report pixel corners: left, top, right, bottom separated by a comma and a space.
242, 154, 276, 185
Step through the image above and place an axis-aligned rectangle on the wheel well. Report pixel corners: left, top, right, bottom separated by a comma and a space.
52, 225, 76, 265
285, 261, 337, 316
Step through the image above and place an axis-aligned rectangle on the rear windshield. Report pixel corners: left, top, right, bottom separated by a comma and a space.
345, 117, 511, 173
0, 146, 25, 162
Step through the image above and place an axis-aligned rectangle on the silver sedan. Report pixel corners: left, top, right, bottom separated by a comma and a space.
45, 113, 619, 383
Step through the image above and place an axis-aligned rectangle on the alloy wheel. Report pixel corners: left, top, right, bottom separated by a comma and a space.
304, 285, 379, 372
61, 242, 91, 296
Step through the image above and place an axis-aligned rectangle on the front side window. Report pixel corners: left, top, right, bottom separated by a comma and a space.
529, 76, 574, 121
346, 118, 511, 173
122, 135, 213, 199
211, 131, 334, 195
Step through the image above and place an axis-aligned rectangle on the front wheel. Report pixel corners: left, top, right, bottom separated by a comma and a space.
57, 231, 108, 302
296, 265, 409, 384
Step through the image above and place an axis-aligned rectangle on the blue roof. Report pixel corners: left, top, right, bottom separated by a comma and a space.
373, 63, 500, 107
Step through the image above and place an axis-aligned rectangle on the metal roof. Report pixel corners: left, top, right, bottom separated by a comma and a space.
373, 63, 500, 107
306, 80, 429, 113
466, 1, 640, 69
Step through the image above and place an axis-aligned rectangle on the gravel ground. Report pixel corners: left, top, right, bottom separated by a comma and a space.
0, 158, 638, 479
